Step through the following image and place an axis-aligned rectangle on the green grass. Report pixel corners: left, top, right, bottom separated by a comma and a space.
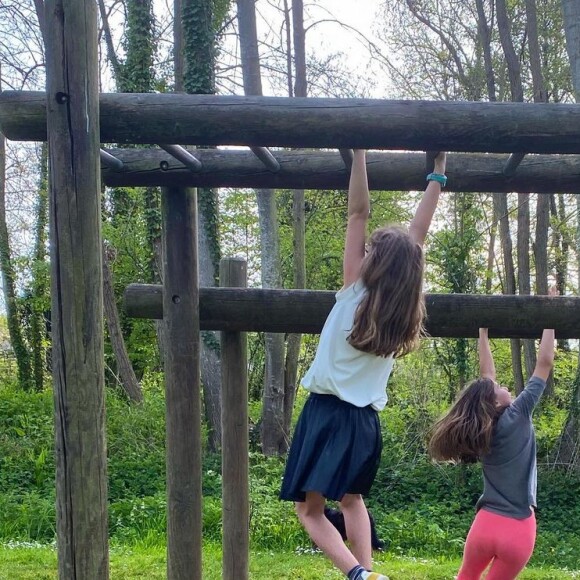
0, 543, 578, 579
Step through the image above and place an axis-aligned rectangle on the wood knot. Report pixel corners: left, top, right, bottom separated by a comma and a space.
55, 92, 69, 104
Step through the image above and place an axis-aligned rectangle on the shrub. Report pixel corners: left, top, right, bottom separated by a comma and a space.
0, 492, 55, 542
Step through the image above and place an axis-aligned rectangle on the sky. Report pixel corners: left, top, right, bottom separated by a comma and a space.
305, 0, 383, 54
240, 0, 390, 98
300, 0, 387, 94
136, 0, 390, 98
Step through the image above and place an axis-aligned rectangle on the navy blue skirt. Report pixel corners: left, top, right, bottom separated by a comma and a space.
279, 393, 382, 502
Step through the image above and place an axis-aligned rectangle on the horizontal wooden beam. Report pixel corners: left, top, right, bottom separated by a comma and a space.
3, 91, 580, 153
123, 284, 580, 338
102, 149, 580, 193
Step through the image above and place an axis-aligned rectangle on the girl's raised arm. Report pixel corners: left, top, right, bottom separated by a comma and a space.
478, 328, 496, 381
408, 152, 447, 247
533, 328, 556, 382
343, 149, 370, 287
532, 286, 557, 382
513, 320, 555, 416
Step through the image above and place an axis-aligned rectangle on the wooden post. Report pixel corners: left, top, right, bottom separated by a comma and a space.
45, 0, 108, 577
220, 258, 249, 580
162, 186, 202, 579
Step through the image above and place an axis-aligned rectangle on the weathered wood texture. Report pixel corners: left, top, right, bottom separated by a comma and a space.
162, 187, 202, 580
220, 258, 249, 580
124, 284, 580, 338
45, 0, 109, 578
3, 91, 580, 152
102, 149, 580, 193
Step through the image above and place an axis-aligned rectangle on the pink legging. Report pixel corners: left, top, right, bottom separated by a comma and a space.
457, 509, 536, 580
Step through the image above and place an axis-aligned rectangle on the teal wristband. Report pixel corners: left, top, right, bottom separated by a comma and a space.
426, 173, 447, 187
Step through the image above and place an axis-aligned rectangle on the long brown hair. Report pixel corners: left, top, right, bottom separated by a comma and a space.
347, 225, 425, 358
428, 378, 501, 463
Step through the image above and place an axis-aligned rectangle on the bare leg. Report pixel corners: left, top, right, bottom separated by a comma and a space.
296, 492, 360, 575
340, 493, 372, 570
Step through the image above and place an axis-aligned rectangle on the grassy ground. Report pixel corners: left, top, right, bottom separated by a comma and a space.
1, 543, 578, 579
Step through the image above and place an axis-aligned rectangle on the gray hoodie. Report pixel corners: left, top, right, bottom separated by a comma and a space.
476, 376, 546, 519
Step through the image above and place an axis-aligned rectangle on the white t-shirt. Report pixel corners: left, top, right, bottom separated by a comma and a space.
301, 281, 395, 411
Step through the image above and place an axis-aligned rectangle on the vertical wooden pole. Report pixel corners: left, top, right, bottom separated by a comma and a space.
45, 0, 108, 577
220, 258, 249, 580
162, 187, 202, 579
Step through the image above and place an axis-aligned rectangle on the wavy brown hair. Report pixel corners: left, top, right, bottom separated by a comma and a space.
347, 225, 425, 358
428, 378, 501, 463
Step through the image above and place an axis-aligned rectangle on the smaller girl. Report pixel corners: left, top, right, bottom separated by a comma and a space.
429, 312, 556, 580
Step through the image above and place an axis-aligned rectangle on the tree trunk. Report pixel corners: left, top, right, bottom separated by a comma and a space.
174, 0, 184, 92
183, 0, 215, 95
198, 196, 222, 452
535, 191, 552, 393
181, 0, 223, 453
550, 193, 568, 380
555, 191, 580, 469
282, 0, 297, 444
496, 0, 528, 391
495, 193, 524, 392
103, 245, 143, 403
535, 195, 550, 296
146, 185, 168, 375
551, 194, 566, 295
30, 5, 50, 389
475, 0, 496, 102
256, 188, 286, 455
526, 0, 553, 389
525, 0, 548, 103
518, 193, 536, 378
485, 213, 496, 294
292, 0, 307, 97
98, 0, 160, 394
562, 0, 580, 102
476, 0, 498, 299
556, 0, 580, 466
283, 0, 293, 97
97, 0, 123, 81
556, 194, 571, 352
495, 0, 524, 102
556, 367, 580, 470
283, 187, 305, 444
283, 0, 307, 446
237, 0, 286, 456
0, 66, 32, 390
30, 143, 49, 391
